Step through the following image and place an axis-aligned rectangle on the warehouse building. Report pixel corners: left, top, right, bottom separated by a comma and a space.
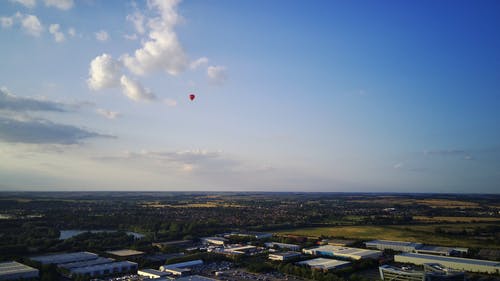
365, 240, 423, 252
395, 253, 500, 274
106, 249, 144, 258
0, 261, 39, 280
58, 257, 115, 270
200, 237, 228, 245
303, 245, 382, 260
297, 258, 351, 271
160, 260, 203, 276
226, 231, 273, 240
70, 260, 138, 278
415, 246, 455, 256
379, 264, 465, 281
264, 242, 300, 251
138, 268, 170, 279
31, 251, 98, 265
268, 252, 301, 261
224, 245, 256, 255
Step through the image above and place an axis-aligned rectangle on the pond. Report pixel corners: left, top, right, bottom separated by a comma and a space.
59, 230, 145, 240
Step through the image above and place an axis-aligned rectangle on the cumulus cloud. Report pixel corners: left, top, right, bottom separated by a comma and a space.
87, 54, 122, 90
49, 23, 64, 42
126, 11, 145, 34
0, 87, 68, 112
97, 108, 120, 119
95, 30, 109, 41
9, 0, 36, 8
44, 0, 73, 10
120, 75, 156, 101
207, 65, 227, 84
19, 13, 43, 37
0, 16, 14, 28
190, 57, 208, 70
0, 116, 113, 144
121, 0, 188, 76
123, 33, 138, 40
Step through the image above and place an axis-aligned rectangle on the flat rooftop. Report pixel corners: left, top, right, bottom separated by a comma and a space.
398, 253, 500, 267
0, 261, 38, 277
71, 261, 137, 274
138, 268, 169, 276
298, 258, 350, 270
31, 251, 98, 264
106, 249, 145, 257
59, 257, 114, 269
309, 245, 381, 258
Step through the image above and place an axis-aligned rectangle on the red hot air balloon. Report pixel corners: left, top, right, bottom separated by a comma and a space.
189, 94, 195, 101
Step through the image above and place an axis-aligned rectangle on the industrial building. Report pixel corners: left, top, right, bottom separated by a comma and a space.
200, 237, 228, 245
297, 258, 351, 271
224, 245, 257, 255
379, 264, 465, 281
70, 260, 138, 278
106, 249, 145, 258
160, 260, 203, 276
395, 253, 500, 274
138, 268, 170, 279
58, 257, 115, 270
268, 252, 301, 261
0, 261, 39, 280
415, 246, 455, 256
31, 251, 98, 265
303, 245, 382, 260
264, 242, 301, 251
365, 240, 423, 252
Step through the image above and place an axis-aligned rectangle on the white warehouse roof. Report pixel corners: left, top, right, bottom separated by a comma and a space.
297, 258, 350, 270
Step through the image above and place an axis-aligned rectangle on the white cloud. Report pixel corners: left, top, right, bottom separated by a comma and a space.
20, 14, 43, 37
126, 11, 145, 34
0, 16, 14, 28
49, 23, 65, 42
164, 98, 177, 107
393, 162, 404, 169
207, 65, 227, 84
121, 0, 188, 76
9, 0, 36, 9
95, 30, 109, 42
67, 27, 75, 37
120, 75, 156, 101
44, 0, 73, 10
190, 57, 208, 70
97, 108, 120, 119
87, 54, 122, 90
123, 33, 138, 40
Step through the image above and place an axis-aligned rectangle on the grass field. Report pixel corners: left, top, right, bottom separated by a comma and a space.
277, 223, 500, 249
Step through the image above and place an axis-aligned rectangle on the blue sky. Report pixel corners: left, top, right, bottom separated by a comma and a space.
0, 0, 499, 192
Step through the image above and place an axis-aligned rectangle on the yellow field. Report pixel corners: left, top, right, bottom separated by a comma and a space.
277, 224, 500, 249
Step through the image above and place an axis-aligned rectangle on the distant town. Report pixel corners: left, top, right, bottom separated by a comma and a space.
0, 192, 499, 281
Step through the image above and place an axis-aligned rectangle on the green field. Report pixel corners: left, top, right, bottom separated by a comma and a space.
277, 223, 500, 249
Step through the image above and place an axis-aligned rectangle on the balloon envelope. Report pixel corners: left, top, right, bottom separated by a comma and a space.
189, 94, 195, 101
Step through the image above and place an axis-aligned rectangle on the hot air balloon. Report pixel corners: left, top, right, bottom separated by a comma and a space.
189, 94, 195, 101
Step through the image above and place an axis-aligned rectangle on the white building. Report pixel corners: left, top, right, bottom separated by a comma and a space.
0, 261, 39, 281
201, 237, 228, 246
160, 260, 203, 276
297, 258, 350, 271
365, 240, 423, 252
395, 253, 500, 274
265, 242, 301, 251
303, 245, 382, 260
138, 268, 170, 279
269, 252, 301, 261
